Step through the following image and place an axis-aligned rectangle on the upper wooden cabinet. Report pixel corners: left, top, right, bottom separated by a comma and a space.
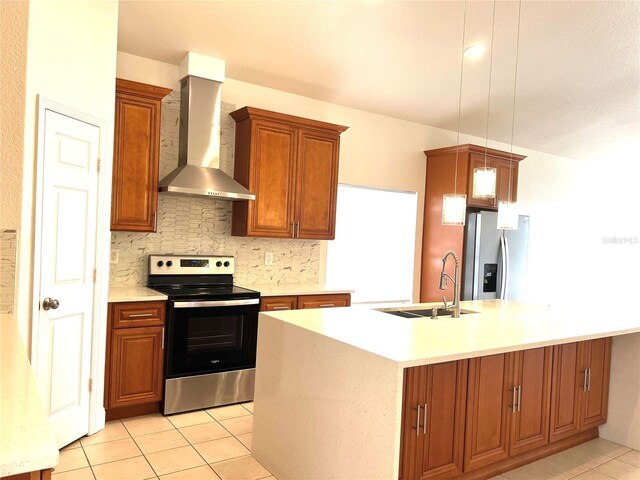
420, 144, 525, 302
110, 79, 172, 232
230, 107, 348, 240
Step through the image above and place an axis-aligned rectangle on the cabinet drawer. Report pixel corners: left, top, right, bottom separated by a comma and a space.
260, 296, 298, 312
111, 301, 165, 328
298, 294, 351, 309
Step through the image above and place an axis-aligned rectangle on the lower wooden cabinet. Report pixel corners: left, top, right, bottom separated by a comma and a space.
400, 360, 467, 480
464, 353, 513, 472
105, 301, 165, 419
259, 293, 351, 312
400, 341, 610, 480
509, 347, 552, 456
550, 338, 612, 442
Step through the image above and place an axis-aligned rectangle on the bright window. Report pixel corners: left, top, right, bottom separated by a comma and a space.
326, 184, 418, 304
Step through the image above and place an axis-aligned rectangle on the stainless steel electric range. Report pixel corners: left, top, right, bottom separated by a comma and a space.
148, 254, 260, 415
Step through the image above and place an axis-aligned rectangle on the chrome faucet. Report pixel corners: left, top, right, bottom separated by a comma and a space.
439, 250, 461, 318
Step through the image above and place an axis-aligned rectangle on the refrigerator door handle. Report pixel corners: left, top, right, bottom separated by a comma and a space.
503, 236, 510, 299
499, 236, 507, 300
473, 214, 482, 300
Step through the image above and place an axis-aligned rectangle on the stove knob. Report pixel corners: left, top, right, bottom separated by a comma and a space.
157, 261, 164, 267
223, 261, 230, 267
166, 260, 173, 267
216, 261, 223, 267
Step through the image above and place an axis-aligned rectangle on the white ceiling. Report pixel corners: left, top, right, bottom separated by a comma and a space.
117, 1, 640, 160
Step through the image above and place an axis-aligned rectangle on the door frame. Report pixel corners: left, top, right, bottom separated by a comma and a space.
30, 96, 113, 436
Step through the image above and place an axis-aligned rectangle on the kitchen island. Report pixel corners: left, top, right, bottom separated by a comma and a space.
251, 300, 640, 480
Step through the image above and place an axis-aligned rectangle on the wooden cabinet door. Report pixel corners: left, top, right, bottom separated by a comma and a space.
260, 296, 298, 312
111, 79, 170, 232
549, 342, 583, 442
245, 120, 298, 238
495, 158, 519, 204
109, 326, 164, 408
466, 153, 496, 209
297, 294, 351, 309
400, 365, 427, 480
509, 347, 552, 456
418, 360, 467, 480
464, 353, 513, 472
295, 129, 340, 239
580, 338, 611, 430
400, 361, 467, 480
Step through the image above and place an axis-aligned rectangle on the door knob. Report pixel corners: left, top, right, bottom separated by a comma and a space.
42, 297, 60, 311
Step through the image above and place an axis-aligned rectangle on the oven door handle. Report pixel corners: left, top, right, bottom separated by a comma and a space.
173, 298, 259, 308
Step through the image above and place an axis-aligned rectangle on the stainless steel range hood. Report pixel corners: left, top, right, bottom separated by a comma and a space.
158, 75, 255, 200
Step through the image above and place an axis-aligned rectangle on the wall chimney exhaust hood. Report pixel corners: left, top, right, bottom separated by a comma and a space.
159, 53, 255, 200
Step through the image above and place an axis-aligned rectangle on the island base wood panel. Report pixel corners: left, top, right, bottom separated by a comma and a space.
2, 470, 52, 480
400, 340, 611, 480
455, 428, 598, 480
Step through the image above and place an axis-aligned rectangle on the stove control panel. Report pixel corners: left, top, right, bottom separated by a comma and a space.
149, 255, 235, 275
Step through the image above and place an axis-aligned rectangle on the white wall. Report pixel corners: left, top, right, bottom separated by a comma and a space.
16, 0, 119, 351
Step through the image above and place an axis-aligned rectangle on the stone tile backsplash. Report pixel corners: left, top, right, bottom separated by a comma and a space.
0, 230, 17, 314
110, 95, 320, 287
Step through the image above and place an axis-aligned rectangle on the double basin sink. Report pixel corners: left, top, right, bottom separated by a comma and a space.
382, 307, 477, 319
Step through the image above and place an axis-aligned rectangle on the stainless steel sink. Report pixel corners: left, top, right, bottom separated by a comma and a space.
383, 307, 477, 319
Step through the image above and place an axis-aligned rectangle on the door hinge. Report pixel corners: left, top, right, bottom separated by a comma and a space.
97, 158, 101, 173
92, 268, 97, 283
88, 378, 93, 393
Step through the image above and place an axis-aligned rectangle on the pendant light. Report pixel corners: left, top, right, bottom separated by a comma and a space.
442, 0, 468, 226
472, 0, 498, 200
497, 0, 523, 231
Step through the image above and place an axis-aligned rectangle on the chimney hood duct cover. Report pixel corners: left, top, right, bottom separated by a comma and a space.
158, 75, 255, 200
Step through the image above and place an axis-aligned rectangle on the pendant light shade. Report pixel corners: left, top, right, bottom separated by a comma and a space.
442, 194, 467, 226
472, 166, 497, 198
497, 201, 518, 230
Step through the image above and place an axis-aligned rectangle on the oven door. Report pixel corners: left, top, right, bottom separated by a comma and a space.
165, 298, 259, 378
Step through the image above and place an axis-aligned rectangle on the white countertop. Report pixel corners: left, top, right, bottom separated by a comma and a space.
261, 300, 640, 367
238, 283, 353, 297
108, 286, 168, 303
0, 319, 58, 476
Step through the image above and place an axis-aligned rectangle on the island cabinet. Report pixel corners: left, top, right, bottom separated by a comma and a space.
110, 79, 172, 232
104, 301, 165, 420
420, 144, 526, 302
399, 360, 468, 480
230, 107, 348, 240
260, 293, 351, 312
400, 346, 567, 480
549, 338, 612, 442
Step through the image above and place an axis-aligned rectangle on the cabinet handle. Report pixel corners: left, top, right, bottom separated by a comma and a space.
423, 402, 427, 435
161, 327, 165, 349
272, 306, 291, 310
128, 313, 153, 318
587, 368, 591, 391
517, 385, 522, 412
291, 222, 295, 238
413, 404, 421, 436
582, 369, 589, 391
319, 304, 335, 308
295, 221, 300, 238
510, 387, 518, 413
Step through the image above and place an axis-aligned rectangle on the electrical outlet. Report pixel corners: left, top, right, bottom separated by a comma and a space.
264, 251, 274, 266
110, 249, 120, 264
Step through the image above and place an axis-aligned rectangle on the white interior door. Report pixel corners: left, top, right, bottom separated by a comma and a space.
34, 108, 100, 448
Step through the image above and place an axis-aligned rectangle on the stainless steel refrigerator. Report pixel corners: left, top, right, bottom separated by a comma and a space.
462, 211, 530, 301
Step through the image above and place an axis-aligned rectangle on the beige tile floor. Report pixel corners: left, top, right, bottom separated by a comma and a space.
54, 402, 274, 480
54, 404, 639, 480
